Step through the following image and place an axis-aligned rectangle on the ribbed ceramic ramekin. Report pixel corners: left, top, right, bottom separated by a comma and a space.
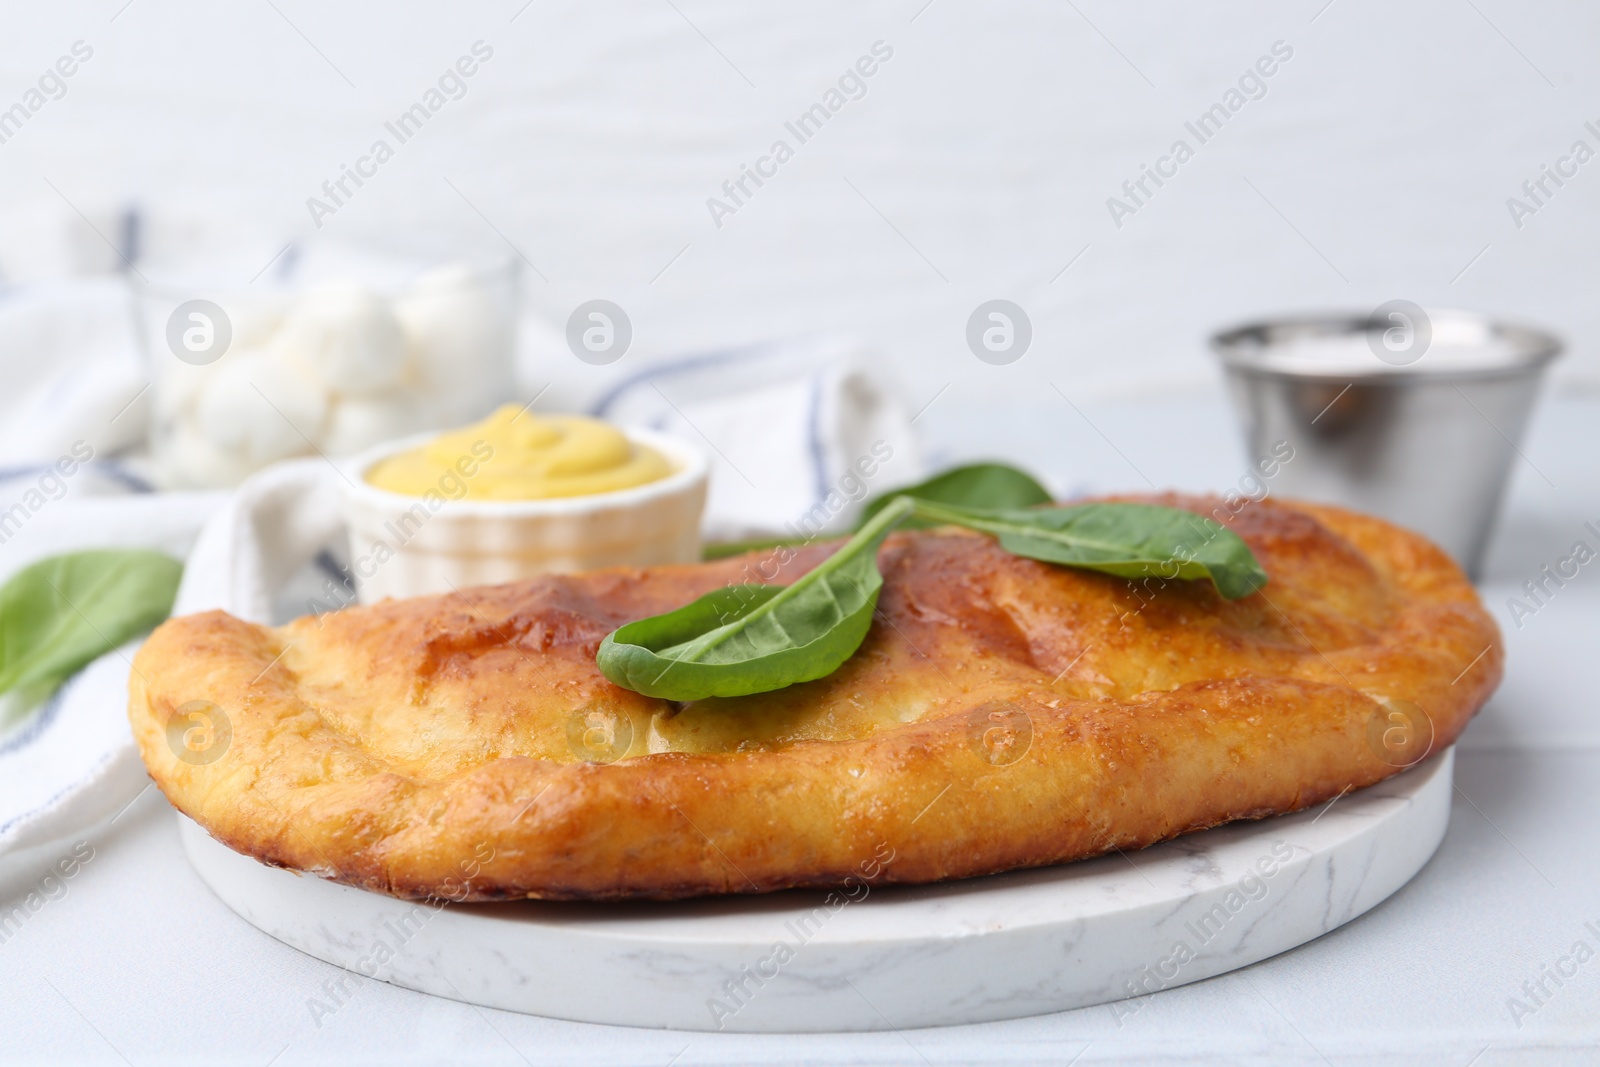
340, 427, 708, 602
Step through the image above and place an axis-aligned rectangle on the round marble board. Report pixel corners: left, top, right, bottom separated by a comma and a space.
180, 748, 1452, 1033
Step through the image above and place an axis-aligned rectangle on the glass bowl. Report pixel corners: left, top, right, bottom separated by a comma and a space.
133, 251, 521, 490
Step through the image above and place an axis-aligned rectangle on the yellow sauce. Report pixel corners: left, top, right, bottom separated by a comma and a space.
366, 404, 673, 500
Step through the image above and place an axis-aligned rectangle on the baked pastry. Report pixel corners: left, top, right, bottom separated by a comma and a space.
128, 494, 1501, 901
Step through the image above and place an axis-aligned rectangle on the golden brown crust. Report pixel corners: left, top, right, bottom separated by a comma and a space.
128, 495, 1502, 901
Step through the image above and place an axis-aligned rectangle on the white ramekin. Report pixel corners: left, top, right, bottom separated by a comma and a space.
340, 427, 708, 602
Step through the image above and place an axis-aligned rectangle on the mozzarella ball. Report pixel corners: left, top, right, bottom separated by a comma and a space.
153, 295, 287, 421
395, 263, 512, 426
228, 294, 289, 350
194, 347, 331, 465
275, 281, 407, 395
160, 414, 258, 489
152, 358, 216, 421
320, 392, 425, 456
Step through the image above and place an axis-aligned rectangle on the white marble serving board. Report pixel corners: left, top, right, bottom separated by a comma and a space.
179, 748, 1452, 1033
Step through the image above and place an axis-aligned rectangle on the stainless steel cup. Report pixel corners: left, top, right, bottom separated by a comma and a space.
1211, 308, 1562, 578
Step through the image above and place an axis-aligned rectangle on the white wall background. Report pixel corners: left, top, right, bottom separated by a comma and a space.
0, 0, 1595, 415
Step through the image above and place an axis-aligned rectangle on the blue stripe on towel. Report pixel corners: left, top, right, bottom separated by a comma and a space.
0, 686, 66, 757
0, 749, 121, 839
94, 460, 156, 494
587, 345, 760, 419
805, 371, 828, 506
0, 460, 155, 494
588, 342, 836, 519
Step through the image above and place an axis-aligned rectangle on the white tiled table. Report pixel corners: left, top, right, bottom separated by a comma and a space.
4, 388, 1597, 1066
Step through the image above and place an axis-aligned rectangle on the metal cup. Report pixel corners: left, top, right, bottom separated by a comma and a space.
1211, 307, 1562, 578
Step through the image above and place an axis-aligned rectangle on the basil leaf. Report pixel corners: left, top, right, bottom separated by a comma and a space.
913, 500, 1267, 599
597, 497, 915, 700
700, 462, 1053, 558
858, 462, 1052, 530
0, 550, 184, 706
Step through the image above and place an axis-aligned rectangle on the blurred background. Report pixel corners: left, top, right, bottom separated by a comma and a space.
2, 0, 1593, 409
